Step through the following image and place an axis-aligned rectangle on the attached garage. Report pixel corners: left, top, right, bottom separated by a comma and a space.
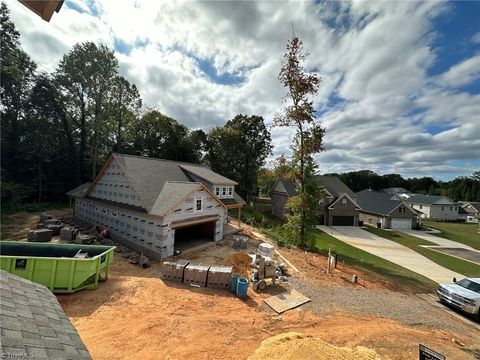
172, 216, 218, 252
390, 218, 412, 229
317, 215, 325, 225
332, 216, 354, 226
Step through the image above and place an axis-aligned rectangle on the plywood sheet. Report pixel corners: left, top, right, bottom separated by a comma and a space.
263, 289, 311, 314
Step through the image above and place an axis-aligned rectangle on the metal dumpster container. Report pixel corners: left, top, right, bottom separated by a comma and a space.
0, 241, 115, 293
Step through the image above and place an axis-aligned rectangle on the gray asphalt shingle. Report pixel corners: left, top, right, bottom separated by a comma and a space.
356, 189, 406, 215
0, 270, 91, 360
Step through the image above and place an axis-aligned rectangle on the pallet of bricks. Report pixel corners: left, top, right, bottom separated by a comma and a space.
161, 260, 232, 289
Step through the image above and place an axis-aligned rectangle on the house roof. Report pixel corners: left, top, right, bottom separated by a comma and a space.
66, 182, 91, 198
149, 182, 201, 216
356, 189, 413, 216
179, 164, 237, 185
405, 194, 453, 205
464, 202, 480, 212
459, 206, 468, 215
220, 192, 247, 207
0, 270, 91, 359
314, 176, 356, 199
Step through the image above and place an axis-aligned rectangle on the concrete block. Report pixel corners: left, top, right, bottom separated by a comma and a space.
44, 218, 61, 226
183, 262, 210, 287
45, 224, 62, 236
161, 260, 190, 282
27, 229, 53, 242
233, 235, 248, 249
207, 265, 233, 290
39, 212, 53, 224
60, 227, 77, 241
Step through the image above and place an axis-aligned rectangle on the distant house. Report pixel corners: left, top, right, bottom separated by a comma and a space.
356, 190, 419, 229
383, 187, 409, 195
67, 153, 245, 259
461, 202, 480, 223
271, 176, 361, 226
405, 194, 463, 221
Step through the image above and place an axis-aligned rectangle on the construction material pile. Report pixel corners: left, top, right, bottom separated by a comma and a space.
249, 332, 383, 360
223, 252, 252, 277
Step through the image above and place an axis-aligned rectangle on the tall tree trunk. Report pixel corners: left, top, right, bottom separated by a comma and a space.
78, 90, 87, 182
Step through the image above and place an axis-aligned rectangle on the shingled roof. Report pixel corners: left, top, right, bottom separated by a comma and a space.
314, 176, 356, 199
405, 194, 454, 205
356, 189, 412, 216
0, 270, 91, 359
66, 182, 91, 198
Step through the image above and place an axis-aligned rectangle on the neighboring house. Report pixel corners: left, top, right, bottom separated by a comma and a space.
461, 202, 480, 223
383, 187, 409, 195
271, 176, 361, 226
67, 153, 245, 258
0, 270, 91, 359
356, 189, 419, 229
405, 194, 462, 221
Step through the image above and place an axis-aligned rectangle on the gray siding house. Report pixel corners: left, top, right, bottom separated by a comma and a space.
405, 194, 463, 221
67, 153, 245, 258
356, 189, 419, 229
271, 176, 361, 226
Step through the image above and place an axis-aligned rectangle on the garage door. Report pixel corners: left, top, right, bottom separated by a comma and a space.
317, 215, 325, 225
332, 216, 354, 226
391, 218, 412, 229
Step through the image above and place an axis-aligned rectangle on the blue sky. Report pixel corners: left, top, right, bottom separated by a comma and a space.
8, 0, 480, 180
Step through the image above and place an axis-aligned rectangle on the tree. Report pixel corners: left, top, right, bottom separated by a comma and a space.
0, 2, 36, 182
274, 36, 325, 247
205, 114, 272, 199
128, 110, 203, 163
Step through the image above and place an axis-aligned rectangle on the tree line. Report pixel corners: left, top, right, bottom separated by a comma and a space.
0, 3, 272, 210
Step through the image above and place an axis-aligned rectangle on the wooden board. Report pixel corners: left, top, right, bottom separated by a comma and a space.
263, 289, 311, 314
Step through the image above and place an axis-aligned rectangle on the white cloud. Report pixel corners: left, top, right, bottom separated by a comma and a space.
472, 32, 480, 44
6, 0, 479, 180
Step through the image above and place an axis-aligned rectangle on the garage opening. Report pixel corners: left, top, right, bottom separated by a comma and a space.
173, 218, 217, 252
332, 216, 354, 226
317, 215, 325, 225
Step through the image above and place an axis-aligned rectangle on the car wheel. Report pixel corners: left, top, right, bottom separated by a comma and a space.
257, 280, 267, 291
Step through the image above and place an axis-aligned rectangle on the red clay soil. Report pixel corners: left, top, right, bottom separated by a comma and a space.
57, 257, 477, 360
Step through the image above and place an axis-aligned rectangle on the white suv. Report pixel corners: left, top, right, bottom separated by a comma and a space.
437, 278, 480, 320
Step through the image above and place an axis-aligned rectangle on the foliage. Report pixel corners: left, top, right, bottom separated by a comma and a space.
205, 114, 273, 199
274, 36, 325, 247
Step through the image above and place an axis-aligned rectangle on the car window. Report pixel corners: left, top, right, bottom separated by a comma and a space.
457, 279, 480, 294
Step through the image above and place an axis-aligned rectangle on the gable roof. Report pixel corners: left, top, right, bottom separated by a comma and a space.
82, 153, 238, 214
271, 179, 298, 197
356, 189, 415, 216
463, 202, 480, 212
328, 193, 361, 210
405, 194, 454, 205
0, 270, 91, 359
314, 176, 356, 199
179, 164, 237, 185
66, 182, 91, 198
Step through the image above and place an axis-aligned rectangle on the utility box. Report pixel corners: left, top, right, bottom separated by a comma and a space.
207, 265, 233, 289
183, 262, 210, 287
27, 229, 53, 242
161, 259, 190, 282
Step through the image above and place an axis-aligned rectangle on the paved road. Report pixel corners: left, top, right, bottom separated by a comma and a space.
398, 229, 474, 249
432, 247, 480, 265
318, 226, 464, 284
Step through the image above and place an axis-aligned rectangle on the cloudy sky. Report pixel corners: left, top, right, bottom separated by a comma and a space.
7, 0, 480, 180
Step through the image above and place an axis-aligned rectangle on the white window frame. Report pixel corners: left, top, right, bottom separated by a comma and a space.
215, 186, 220, 196
341, 198, 347, 207
222, 187, 227, 196
195, 197, 203, 213
228, 187, 233, 196
319, 198, 324, 206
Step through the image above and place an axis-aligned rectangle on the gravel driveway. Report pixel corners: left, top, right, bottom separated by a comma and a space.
285, 275, 477, 335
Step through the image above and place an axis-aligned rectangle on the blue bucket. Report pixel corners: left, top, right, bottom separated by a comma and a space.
236, 277, 248, 299
230, 273, 241, 293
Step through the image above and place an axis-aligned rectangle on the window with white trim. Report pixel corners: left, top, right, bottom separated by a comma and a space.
195, 197, 203, 212
228, 187, 233, 196
341, 198, 347, 207
222, 187, 226, 196
215, 187, 220, 196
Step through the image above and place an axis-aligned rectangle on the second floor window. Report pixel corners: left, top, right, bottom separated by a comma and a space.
222, 187, 226, 196
228, 187, 233, 196
341, 198, 347, 207
215, 187, 220, 196
196, 198, 203, 211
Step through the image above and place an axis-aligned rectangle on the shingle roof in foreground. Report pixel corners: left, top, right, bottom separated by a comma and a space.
0, 270, 91, 360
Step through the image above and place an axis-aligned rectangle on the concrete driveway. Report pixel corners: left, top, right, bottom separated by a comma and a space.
397, 229, 474, 250
318, 226, 464, 284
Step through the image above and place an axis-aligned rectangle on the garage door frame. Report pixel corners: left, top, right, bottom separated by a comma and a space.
332, 215, 354, 226
390, 218, 412, 229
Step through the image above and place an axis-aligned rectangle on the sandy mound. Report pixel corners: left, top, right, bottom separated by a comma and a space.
249, 332, 384, 360
223, 252, 252, 276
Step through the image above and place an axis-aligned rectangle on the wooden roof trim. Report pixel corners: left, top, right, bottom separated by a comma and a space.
84, 154, 114, 198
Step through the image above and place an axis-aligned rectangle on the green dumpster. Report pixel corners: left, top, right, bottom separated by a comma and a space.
0, 241, 115, 293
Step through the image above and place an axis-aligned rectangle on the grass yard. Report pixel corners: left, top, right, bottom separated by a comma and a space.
264, 227, 437, 292
365, 227, 480, 277
424, 220, 480, 250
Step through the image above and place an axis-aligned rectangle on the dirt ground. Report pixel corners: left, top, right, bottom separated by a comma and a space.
3, 211, 479, 359
1, 208, 72, 240
57, 248, 479, 360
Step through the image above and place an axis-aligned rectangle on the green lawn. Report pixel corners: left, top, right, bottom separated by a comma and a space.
264, 227, 437, 292
365, 227, 480, 277
424, 220, 480, 250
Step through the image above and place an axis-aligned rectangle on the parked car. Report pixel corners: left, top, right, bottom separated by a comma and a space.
437, 278, 480, 320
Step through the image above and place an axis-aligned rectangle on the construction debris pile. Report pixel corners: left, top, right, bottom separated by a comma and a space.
249, 332, 383, 360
